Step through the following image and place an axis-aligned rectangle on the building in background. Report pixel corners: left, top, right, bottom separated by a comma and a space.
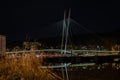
0, 35, 6, 54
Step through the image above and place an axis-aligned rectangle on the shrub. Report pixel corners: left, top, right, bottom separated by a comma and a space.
0, 53, 62, 80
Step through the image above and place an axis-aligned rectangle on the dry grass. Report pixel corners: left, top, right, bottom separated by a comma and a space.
0, 53, 63, 80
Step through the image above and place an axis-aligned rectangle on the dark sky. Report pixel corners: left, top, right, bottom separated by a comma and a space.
0, 0, 120, 42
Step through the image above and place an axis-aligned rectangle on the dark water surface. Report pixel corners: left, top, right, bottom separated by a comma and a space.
54, 66, 120, 80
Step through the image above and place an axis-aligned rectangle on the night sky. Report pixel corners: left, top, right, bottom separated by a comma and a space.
0, 0, 120, 42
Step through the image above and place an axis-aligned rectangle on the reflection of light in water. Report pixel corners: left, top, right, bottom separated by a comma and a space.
97, 66, 100, 70
82, 66, 87, 69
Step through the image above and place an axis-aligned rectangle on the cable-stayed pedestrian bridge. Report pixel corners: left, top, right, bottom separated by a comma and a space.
5, 49, 120, 55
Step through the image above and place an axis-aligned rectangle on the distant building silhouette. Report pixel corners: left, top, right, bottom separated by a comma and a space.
0, 35, 6, 54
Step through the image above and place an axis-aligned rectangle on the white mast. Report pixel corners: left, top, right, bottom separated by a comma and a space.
61, 9, 71, 80
64, 9, 71, 54
61, 10, 66, 54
